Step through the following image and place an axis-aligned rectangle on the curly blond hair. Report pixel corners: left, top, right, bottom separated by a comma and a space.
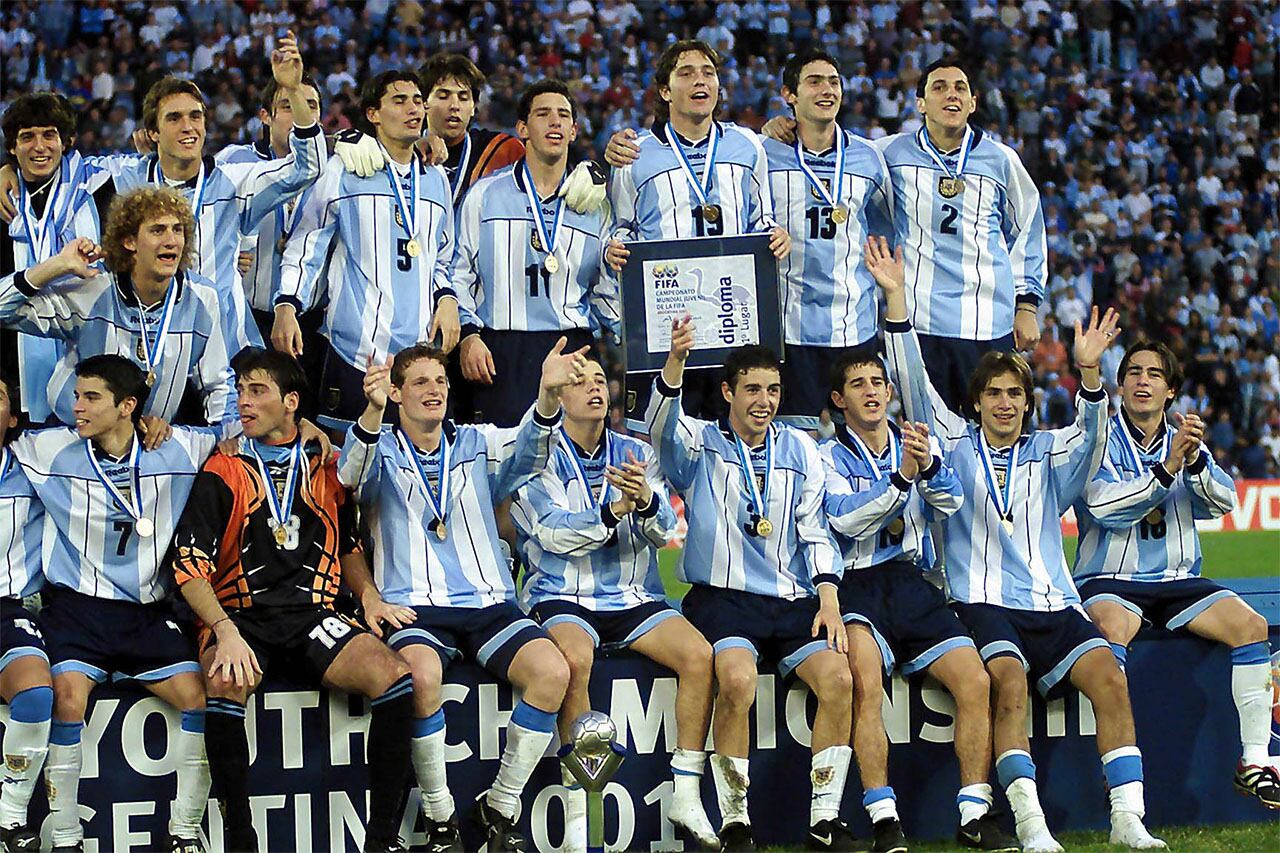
101, 186, 197, 275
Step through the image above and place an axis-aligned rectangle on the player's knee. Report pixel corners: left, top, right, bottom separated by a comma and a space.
408, 665, 441, 710
812, 661, 853, 707
1238, 609, 1269, 645
559, 642, 595, 684
52, 681, 89, 722
208, 676, 251, 705
951, 665, 991, 711
715, 662, 758, 707
674, 637, 714, 682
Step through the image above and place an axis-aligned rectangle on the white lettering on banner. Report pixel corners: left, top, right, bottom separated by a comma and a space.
919, 683, 956, 744
1046, 697, 1066, 738
121, 699, 178, 776
112, 801, 153, 851
1230, 485, 1259, 532
755, 674, 775, 749
294, 792, 313, 853
81, 699, 118, 778
263, 690, 319, 770
785, 685, 812, 747
329, 790, 366, 851
1260, 484, 1280, 530
605, 781, 636, 851
250, 794, 288, 851
1079, 693, 1097, 736
479, 683, 512, 761
611, 677, 677, 753
531, 785, 573, 853
397, 790, 430, 848
883, 676, 909, 744
643, 781, 684, 852
329, 692, 370, 766
442, 683, 473, 761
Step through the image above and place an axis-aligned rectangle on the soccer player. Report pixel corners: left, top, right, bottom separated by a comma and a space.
1073, 341, 1278, 808
7, 355, 218, 853
869, 236, 1165, 851
451, 79, 620, 426
215, 76, 325, 345
0, 192, 241, 438
1, 93, 104, 423
764, 50, 894, 429
0, 375, 52, 853
171, 349, 415, 853
647, 319, 855, 851
602, 39, 790, 428
511, 355, 718, 848
337, 339, 587, 852
272, 69, 460, 433
821, 354, 1017, 852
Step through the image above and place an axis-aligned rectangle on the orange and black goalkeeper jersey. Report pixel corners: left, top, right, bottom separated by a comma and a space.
446, 127, 525, 204
172, 442, 358, 614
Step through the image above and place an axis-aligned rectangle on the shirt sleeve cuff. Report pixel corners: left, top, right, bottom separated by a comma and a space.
292, 123, 322, 139
885, 318, 912, 333
1078, 384, 1106, 401
635, 493, 658, 517
812, 573, 841, 589
1015, 294, 1042, 307
1186, 452, 1208, 475
533, 407, 562, 428
655, 376, 681, 397
460, 323, 482, 341
1152, 463, 1175, 488
433, 288, 456, 308
350, 422, 381, 445
274, 295, 304, 312
600, 503, 622, 527
12, 271, 36, 296
890, 472, 913, 491
920, 457, 942, 479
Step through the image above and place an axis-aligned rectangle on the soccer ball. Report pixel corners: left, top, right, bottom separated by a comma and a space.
570, 710, 618, 760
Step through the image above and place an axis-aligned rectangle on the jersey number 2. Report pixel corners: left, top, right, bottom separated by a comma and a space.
939, 204, 959, 235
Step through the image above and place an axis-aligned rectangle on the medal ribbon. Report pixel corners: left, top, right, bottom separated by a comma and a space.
0, 447, 11, 482
134, 278, 180, 380
732, 427, 773, 519
665, 122, 720, 207
275, 195, 304, 249
521, 160, 565, 258
398, 430, 451, 525
916, 124, 973, 183
17, 165, 64, 261
154, 159, 208, 229
976, 432, 1019, 523
384, 151, 420, 242
247, 439, 304, 531
1114, 414, 1173, 477
841, 425, 899, 482
450, 132, 472, 204
84, 438, 144, 524
794, 130, 845, 209
559, 427, 612, 508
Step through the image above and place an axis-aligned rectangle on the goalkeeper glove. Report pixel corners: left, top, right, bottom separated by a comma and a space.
561, 160, 607, 214
334, 128, 386, 178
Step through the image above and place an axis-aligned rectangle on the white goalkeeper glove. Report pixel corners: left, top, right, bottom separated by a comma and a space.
561, 160, 607, 215
334, 129, 386, 178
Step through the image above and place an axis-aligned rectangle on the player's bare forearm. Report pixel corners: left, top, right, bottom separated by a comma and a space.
178, 574, 234, 632
339, 551, 379, 606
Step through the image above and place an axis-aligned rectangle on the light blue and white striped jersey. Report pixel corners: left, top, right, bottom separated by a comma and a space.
513, 429, 675, 612
338, 407, 560, 609
0, 447, 44, 600
0, 269, 241, 435
450, 161, 620, 339
277, 153, 455, 369
7, 152, 104, 422
885, 318, 1108, 611
645, 378, 841, 599
9, 426, 218, 603
215, 139, 321, 313
609, 121, 778, 242
81, 128, 325, 350
1073, 413, 1237, 584
820, 424, 962, 572
764, 132, 894, 347
875, 127, 1045, 341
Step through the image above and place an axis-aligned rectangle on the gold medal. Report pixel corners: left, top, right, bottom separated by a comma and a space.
702, 203, 721, 223
754, 517, 773, 537
831, 204, 849, 224
1145, 508, 1163, 525
543, 254, 560, 274
938, 177, 965, 198
887, 518, 905, 536
405, 238, 421, 258
145, 370, 156, 387
435, 520, 448, 541
273, 524, 288, 547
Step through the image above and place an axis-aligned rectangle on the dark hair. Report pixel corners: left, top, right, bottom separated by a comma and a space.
391, 344, 449, 387
518, 79, 578, 123
3, 92, 77, 158
142, 77, 206, 132
1117, 340, 1184, 407
782, 49, 842, 97
917, 55, 973, 98
76, 355, 149, 425
654, 40, 720, 123
419, 53, 486, 102
722, 346, 781, 392
360, 70, 421, 129
260, 73, 322, 115
0, 373, 21, 440
967, 351, 1035, 430
232, 347, 308, 406
829, 353, 888, 396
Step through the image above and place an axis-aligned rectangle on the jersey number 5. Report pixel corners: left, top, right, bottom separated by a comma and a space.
396, 239, 414, 272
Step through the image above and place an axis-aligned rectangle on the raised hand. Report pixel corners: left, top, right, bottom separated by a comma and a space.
1072, 306, 1121, 369
363, 356, 394, 410
1176, 411, 1205, 465
669, 314, 695, 362
59, 237, 105, 279
899, 422, 932, 479
271, 30, 304, 89
605, 450, 654, 508
271, 304, 304, 357
863, 236, 905, 294
540, 336, 592, 395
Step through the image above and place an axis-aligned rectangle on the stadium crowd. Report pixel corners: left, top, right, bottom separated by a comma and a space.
2, 0, 1278, 476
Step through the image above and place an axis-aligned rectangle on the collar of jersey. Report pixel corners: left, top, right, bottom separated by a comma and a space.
114, 270, 186, 308
512, 157, 567, 203
1119, 407, 1169, 453
718, 416, 772, 451
915, 124, 985, 157
654, 120, 722, 149
836, 420, 900, 460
